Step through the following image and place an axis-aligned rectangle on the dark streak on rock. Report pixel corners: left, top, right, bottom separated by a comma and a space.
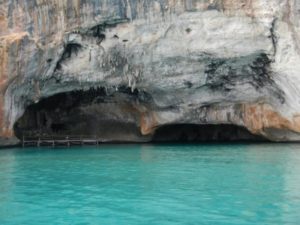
54, 61, 62, 72
205, 53, 285, 104
74, 18, 130, 44
184, 81, 193, 88
269, 18, 278, 58
62, 43, 82, 59
54, 43, 82, 72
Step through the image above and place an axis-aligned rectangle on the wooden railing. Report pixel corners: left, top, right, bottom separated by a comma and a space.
22, 135, 101, 147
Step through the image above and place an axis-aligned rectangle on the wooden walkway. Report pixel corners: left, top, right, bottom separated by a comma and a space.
22, 135, 101, 147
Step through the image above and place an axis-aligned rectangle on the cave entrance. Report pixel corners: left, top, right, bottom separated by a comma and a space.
152, 124, 267, 142
14, 88, 267, 143
13, 87, 151, 143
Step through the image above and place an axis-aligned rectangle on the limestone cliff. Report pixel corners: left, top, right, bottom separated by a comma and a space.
1, 0, 300, 145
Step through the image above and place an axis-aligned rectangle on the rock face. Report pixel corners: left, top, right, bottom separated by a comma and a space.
1, 0, 300, 145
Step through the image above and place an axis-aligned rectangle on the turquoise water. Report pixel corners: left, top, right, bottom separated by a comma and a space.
0, 144, 300, 225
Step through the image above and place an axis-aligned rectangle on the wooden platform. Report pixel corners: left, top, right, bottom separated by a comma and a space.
22, 135, 100, 147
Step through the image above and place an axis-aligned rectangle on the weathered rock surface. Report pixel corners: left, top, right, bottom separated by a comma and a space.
1, 0, 300, 145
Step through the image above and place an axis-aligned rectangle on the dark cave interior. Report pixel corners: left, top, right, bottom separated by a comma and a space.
14, 88, 267, 143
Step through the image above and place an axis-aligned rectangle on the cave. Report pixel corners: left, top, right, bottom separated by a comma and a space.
14, 87, 151, 143
14, 88, 267, 143
152, 124, 267, 142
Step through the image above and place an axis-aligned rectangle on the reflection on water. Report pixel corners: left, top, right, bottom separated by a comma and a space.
0, 144, 300, 225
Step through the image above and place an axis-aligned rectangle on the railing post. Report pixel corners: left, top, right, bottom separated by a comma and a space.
52, 136, 54, 147
66, 136, 70, 147
37, 137, 40, 147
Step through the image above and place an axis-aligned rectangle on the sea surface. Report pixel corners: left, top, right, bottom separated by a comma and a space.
0, 144, 300, 225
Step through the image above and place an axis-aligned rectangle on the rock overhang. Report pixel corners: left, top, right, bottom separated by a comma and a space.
1, 0, 300, 144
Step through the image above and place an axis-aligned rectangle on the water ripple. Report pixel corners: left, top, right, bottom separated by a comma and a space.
0, 144, 300, 224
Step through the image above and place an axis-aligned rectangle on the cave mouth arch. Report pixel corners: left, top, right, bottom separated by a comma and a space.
13, 88, 267, 143
13, 87, 151, 143
152, 124, 267, 142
